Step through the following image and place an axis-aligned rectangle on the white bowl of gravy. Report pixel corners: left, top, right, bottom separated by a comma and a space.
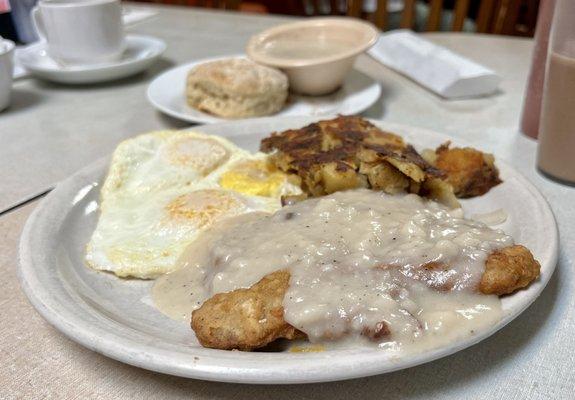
247, 18, 378, 96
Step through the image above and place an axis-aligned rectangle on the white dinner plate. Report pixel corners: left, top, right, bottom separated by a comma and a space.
19, 117, 558, 384
147, 56, 381, 124
19, 35, 166, 84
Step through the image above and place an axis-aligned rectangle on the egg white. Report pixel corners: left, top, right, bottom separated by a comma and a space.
86, 130, 302, 279
100, 130, 248, 206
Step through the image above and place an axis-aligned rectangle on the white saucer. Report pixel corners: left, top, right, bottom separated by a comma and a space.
147, 55, 381, 124
19, 35, 166, 84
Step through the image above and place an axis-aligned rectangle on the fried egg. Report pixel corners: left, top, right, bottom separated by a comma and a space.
86, 130, 302, 279
100, 130, 246, 204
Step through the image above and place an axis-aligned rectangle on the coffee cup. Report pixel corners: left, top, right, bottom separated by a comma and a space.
0, 38, 14, 112
32, 0, 125, 66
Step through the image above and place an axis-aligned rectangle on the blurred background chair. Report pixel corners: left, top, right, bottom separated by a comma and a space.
129, 0, 540, 36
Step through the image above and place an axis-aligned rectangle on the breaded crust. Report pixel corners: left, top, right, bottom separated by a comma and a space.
479, 245, 541, 295
191, 270, 303, 351
191, 246, 541, 350
431, 142, 502, 198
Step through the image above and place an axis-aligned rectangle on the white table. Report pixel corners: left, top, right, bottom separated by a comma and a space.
2, 4, 574, 400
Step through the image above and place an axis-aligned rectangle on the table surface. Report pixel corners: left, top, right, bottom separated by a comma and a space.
2, 4, 575, 400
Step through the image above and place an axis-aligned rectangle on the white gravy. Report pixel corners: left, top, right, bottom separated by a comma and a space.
153, 190, 512, 351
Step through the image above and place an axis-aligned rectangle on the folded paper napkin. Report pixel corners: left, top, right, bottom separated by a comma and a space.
368, 30, 501, 99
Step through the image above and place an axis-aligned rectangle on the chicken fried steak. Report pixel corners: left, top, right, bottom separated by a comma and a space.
191, 245, 540, 351
191, 270, 304, 351
480, 245, 541, 295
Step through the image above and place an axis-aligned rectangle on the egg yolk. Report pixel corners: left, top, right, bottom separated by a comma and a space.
219, 160, 289, 197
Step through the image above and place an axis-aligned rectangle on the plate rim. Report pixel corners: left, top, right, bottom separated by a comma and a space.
146, 55, 381, 124
18, 117, 559, 384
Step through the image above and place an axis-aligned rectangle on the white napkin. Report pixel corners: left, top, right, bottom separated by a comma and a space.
368, 30, 501, 99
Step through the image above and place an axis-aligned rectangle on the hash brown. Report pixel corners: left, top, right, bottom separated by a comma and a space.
260, 116, 460, 208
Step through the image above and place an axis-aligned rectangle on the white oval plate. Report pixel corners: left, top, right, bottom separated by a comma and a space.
147, 56, 381, 124
19, 117, 558, 384
19, 35, 166, 84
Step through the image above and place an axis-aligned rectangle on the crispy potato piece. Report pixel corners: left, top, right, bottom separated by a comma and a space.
385, 154, 427, 183
320, 162, 368, 194
479, 245, 541, 295
420, 177, 460, 209
433, 142, 502, 198
191, 270, 303, 351
360, 162, 410, 194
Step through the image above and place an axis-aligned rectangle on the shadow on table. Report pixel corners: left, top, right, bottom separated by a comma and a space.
56, 257, 559, 399
155, 111, 196, 129
3, 88, 45, 114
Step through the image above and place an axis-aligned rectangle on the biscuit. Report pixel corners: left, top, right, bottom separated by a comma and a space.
186, 58, 288, 118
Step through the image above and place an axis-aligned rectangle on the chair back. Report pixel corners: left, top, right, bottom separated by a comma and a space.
305, 0, 539, 35
137, 0, 539, 35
